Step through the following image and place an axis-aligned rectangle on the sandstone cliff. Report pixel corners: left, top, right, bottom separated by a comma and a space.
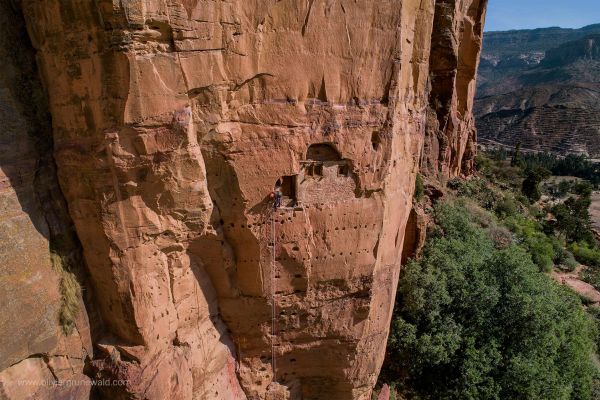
421, 0, 487, 180
0, 1, 95, 398
0, 1, 486, 399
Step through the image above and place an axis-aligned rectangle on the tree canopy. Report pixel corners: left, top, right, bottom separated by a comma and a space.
382, 202, 598, 400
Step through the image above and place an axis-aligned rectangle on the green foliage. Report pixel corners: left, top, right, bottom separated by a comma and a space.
553, 244, 579, 271
448, 178, 484, 197
554, 155, 600, 186
448, 172, 560, 270
521, 167, 551, 202
494, 197, 520, 219
517, 152, 600, 186
481, 150, 600, 190
571, 243, 600, 268
382, 202, 598, 400
551, 196, 596, 244
582, 268, 600, 292
557, 180, 574, 197
562, 252, 581, 271
511, 141, 522, 167
488, 147, 509, 162
414, 174, 424, 202
448, 178, 498, 210
475, 154, 493, 173
586, 307, 600, 349
504, 215, 559, 272
475, 153, 523, 189
574, 181, 594, 197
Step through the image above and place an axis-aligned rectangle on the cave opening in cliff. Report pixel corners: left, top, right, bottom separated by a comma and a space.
277, 176, 297, 207
306, 143, 342, 161
371, 131, 382, 151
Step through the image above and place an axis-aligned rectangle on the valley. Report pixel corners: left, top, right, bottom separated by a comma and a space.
476, 25, 600, 157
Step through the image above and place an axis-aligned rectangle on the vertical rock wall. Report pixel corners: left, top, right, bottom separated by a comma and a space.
0, 1, 93, 399
0, 0, 486, 399
422, 0, 487, 181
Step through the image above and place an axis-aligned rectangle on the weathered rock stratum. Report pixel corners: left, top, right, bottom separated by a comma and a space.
0, 1, 486, 399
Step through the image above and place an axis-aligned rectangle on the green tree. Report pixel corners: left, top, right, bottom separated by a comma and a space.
511, 141, 522, 167
522, 167, 551, 202
551, 196, 595, 244
382, 203, 598, 400
556, 180, 572, 197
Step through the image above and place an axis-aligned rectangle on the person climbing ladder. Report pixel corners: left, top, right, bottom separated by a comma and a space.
272, 181, 283, 209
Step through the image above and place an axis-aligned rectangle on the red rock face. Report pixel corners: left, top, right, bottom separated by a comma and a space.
422, 0, 488, 181
0, 2, 93, 398
0, 1, 485, 399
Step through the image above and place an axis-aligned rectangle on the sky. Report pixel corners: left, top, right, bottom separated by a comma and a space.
486, 0, 600, 32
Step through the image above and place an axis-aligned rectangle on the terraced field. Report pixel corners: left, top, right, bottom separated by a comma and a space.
477, 99, 600, 156
477, 26, 600, 158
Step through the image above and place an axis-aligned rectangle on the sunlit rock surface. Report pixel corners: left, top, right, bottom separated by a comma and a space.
0, 1, 486, 398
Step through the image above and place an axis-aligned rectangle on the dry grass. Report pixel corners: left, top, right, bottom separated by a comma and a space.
50, 252, 81, 335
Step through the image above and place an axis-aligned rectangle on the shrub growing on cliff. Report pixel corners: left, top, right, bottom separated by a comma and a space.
382, 202, 598, 400
448, 178, 498, 210
414, 174, 424, 202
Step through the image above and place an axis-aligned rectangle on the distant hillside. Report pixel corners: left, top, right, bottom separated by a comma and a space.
476, 25, 600, 158
482, 24, 600, 57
